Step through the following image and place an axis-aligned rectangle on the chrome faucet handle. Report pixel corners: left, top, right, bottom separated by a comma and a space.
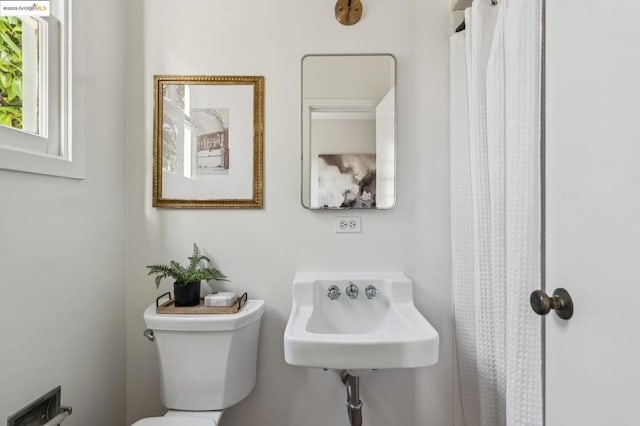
345, 282, 359, 299
327, 285, 341, 300
365, 285, 378, 300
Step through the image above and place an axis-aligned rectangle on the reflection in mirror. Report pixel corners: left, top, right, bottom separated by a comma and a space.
301, 54, 395, 209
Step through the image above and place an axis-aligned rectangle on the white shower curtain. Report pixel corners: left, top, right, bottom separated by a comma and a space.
450, 0, 543, 425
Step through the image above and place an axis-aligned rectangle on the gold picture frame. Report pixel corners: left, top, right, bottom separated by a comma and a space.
152, 75, 263, 208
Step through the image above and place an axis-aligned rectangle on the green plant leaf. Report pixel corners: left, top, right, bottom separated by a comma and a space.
0, 31, 20, 56
0, 113, 12, 126
11, 77, 21, 97
146, 244, 229, 289
5, 84, 16, 101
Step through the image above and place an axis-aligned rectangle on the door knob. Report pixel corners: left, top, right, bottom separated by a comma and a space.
530, 288, 574, 320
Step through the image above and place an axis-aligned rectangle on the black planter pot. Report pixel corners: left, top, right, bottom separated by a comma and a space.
174, 281, 201, 306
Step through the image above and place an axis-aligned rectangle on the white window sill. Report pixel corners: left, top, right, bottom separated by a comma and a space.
0, 144, 85, 179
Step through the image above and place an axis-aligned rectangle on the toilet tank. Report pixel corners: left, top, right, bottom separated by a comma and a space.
144, 300, 265, 411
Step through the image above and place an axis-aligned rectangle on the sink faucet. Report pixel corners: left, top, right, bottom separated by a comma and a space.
327, 285, 341, 300
345, 282, 359, 299
365, 285, 378, 300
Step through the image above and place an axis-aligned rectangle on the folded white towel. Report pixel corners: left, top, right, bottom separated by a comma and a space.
204, 292, 238, 307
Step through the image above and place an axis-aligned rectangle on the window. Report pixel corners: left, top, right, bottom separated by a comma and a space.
0, 0, 80, 179
1, 17, 46, 145
0, 17, 31, 132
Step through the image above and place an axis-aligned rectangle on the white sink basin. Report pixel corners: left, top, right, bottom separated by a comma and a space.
284, 272, 439, 370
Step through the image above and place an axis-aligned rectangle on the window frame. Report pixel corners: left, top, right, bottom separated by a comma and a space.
0, 0, 81, 179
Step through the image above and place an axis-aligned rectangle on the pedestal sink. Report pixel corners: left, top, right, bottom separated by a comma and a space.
283, 272, 439, 370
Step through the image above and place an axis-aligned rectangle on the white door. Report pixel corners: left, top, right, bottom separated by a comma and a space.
545, 1, 640, 425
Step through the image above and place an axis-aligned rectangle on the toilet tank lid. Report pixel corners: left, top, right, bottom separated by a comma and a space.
144, 299, 264, 332
131, 417, 216, 426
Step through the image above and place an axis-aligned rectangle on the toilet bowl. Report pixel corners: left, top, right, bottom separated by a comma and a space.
132, 299, 264, 426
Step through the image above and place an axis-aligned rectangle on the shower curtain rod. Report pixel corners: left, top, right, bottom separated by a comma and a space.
455, 0, 498, 8
454, 0, 498, 33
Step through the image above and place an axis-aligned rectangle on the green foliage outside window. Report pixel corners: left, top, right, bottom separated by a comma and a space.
0, 16, 23, 129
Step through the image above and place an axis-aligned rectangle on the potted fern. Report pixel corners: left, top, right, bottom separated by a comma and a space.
147, 244, 228, 306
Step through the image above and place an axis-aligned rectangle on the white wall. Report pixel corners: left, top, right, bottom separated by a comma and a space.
311, 119, 376, 157
0, 0, 127, 424
303, 55, 394, 100
125, 1, 452, 425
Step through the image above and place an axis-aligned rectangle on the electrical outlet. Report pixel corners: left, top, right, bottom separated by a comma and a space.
335, 217, 361, 233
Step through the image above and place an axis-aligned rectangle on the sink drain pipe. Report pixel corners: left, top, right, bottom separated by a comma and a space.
341, 370, 363, 426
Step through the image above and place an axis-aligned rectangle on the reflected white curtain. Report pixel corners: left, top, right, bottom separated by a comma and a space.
450, 0, 543, 425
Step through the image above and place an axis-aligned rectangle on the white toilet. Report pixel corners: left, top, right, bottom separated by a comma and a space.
133, 299, 265, 426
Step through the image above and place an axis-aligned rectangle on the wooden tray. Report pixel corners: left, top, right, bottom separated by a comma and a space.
156, 292, 248, 314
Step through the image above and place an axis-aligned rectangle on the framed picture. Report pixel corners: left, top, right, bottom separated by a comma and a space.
152, 75, 264, 208
317, 153, 376, 208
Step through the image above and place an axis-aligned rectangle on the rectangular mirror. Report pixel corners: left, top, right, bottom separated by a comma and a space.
301, 54, 396, 209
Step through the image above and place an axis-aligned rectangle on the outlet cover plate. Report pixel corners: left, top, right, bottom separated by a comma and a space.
335, 217, 362, 233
